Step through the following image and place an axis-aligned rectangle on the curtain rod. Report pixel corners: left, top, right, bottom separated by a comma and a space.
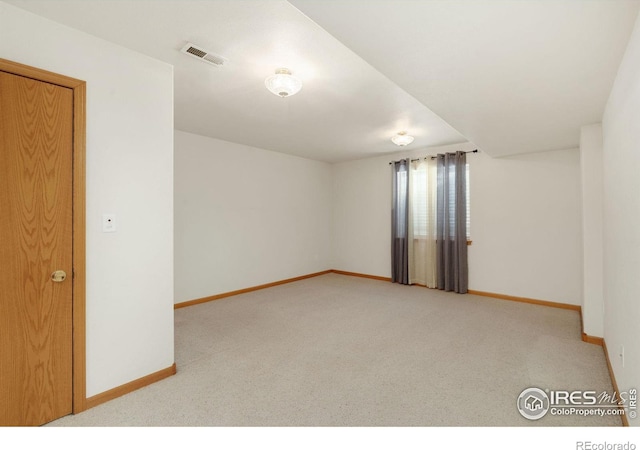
388, 149, 478, 165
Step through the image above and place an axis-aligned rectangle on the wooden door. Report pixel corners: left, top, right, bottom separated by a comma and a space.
0, 71, 74, 425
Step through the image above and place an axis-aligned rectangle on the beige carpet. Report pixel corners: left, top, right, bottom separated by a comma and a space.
48, 273, 620, 426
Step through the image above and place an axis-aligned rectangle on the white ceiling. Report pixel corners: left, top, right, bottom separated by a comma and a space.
291, 0, 640, 157
5, 0, 639, 161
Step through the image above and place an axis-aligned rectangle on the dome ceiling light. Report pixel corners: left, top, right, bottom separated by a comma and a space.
391, 131, 414, 146
265, 68, 302, 98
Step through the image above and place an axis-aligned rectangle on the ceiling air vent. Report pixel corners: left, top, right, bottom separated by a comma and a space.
180, 42, 227, 67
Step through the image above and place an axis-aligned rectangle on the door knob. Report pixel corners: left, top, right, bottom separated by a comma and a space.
51, 270, 67, 282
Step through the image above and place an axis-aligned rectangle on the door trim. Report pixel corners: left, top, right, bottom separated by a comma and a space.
0, 58, 87, 414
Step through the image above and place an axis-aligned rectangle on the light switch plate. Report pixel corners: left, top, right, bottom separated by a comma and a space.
102, 214, 116, 232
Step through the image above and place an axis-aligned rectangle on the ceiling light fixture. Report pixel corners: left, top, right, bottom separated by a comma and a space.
265, 68, 302, 98
391, 131, 414, 146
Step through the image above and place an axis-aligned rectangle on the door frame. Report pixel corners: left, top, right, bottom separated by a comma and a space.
0, 58, 87, 414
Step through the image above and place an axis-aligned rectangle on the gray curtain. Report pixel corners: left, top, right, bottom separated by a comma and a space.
436, 151, 468, 293
391, 159, 409, 284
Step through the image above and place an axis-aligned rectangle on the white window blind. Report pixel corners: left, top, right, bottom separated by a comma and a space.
411, 162, 470, 240
411, 164, 428, 237
396, 167, 408, 238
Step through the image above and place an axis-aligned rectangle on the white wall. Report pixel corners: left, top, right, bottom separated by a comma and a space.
174, 131, 332, 303
580, 124, 605, 337
469, 147, 583, 305
332, 154, 395, 277
332, 143, 583, 306
0, 3, 175, 397
602, 11, 640, 425
331, 143, 480, 277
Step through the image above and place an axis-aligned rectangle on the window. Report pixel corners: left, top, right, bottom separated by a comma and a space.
391, 152, 470, 292
395, 165, 408, 238
411, 161, 470, 241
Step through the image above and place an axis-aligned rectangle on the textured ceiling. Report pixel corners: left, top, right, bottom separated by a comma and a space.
4, 0, 639, 160
291, 0, 640, 157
